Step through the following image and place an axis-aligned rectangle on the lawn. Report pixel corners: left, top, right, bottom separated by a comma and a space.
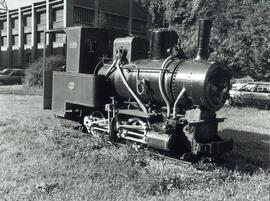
0, 94, 269, 201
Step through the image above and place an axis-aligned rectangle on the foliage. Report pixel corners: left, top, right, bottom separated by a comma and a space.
137, 0, 270, 80
25, 55, 65, 87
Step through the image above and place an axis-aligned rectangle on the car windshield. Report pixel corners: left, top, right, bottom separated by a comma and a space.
240, 84, 257, 92
0, 70, 12, 75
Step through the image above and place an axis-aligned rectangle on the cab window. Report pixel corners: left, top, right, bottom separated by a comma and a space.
85, 37, 97, 53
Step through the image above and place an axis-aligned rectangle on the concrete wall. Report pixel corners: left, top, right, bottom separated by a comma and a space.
0, 0, 150, 68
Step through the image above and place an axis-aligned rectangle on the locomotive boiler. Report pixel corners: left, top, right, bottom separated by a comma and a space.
46, 19, 233, 159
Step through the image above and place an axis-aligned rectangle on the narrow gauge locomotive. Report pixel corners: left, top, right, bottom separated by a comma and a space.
45, 20, 233, 159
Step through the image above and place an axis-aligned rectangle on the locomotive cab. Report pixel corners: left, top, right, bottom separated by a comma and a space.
48, 27, 125, 116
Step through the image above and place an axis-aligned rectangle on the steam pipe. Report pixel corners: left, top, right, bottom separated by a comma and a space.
104, 60, 117, 78
159, 55, 174, 117
172, 87, 186, 118
195, 19, 213, 61
115, 60, 148, 114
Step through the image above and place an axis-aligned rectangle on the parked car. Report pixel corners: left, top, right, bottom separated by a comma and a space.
0, 68, 25, 85
229, 82, 270, 109
230, 77, 254, 90
0, 68, 14, 74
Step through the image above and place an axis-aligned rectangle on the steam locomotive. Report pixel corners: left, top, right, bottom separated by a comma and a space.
44, 19, 233, 159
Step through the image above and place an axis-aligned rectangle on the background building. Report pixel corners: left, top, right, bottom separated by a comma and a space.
0, 0, 150, 68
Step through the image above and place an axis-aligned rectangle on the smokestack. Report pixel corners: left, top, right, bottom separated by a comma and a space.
195, 19, 212, 61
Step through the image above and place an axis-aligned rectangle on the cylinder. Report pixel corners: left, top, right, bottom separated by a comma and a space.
195, 19, 212, 61
146, 130, 170, 151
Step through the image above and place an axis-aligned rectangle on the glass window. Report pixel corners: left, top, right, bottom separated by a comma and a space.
240, 84, 257, 92
256, 84, 270, 93
104, 14, 128, 30
74, 7, 94, 24
3, 21, 7, 30
24, 34, 32, 45
2, 21, 7, 30
1, 36, 7, 46
12, 18, 19, 29
37, 31, 44, 44
12, 35, 19, 46
53, 9, 63, 22
0, 21, 7, 30
53, 33, 65, 43
9, 72, 15, 76
12, 71, 24, 76
0, 69, 12, 75
37, 12, 46, 25
24, 16, 32, 27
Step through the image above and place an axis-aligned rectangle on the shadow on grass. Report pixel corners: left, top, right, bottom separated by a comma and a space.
218, 129, 269, 173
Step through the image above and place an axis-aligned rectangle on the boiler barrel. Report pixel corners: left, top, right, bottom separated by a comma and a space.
98, 59, 231, 112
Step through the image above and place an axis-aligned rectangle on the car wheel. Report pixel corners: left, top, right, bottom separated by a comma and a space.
0, 81, 4, 85
265, 104, 270, 110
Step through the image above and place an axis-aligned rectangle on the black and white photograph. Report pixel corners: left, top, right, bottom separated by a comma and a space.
0, 0, 269, 200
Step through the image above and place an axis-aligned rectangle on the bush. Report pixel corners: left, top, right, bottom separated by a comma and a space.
25, 55, 65, 87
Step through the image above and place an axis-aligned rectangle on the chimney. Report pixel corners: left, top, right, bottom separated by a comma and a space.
195, 19, 212, 61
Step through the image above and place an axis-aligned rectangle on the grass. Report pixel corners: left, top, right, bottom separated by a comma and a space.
0, 94, 269, 201
0, 85, 42, 95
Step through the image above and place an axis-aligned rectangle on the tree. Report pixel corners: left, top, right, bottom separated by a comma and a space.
137, 0, 270, 80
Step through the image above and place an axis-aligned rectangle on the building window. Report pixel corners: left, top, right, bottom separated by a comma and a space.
37, 12, 46, 25
11, 18, 19, 29
12, 35, 19, 46
26, 52, 31, 64
37, 31, 44, 44
104, 14, 128, 30
74, 7, 95, 24
24, 34, 31, 45
24, 16, 32, 27
53, 8, 63, 22
1, 36, 7, 46
0, 21, 7, 30
53, 33, 65, 43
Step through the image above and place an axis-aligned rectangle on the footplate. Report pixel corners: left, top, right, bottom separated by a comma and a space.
197, 139, 233, 156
